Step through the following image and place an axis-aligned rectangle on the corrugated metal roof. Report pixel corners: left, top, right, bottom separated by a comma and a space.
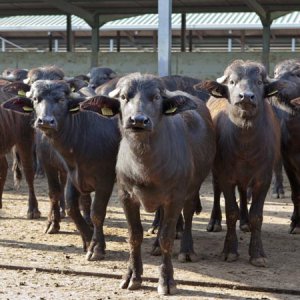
0, 12, 299, 32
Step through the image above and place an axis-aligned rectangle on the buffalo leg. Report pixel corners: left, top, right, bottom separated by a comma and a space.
283, 162, 300, 234
44, 166, 63, 234
271, 160, 285, 199
120, 190, 143, 291
157, 204, 181, 295
222, 184, 239, 262
238, 186, 250, 232
248, 180, 270, 267
58, 170, 67, 218
16, 144, 40, 219
86, 183, 113, 261
178, 193, 198, 262
79, 194, 92, 228
207, 176, 222, 232
0, 157, 8, 209
65, 178, 92, 251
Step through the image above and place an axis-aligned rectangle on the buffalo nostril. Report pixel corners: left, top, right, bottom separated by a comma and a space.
239, 93, 244, 99
250, 94, 255, 100
143, 118, 150, 125
49, 119, 55, 125
37, 118, 43, 124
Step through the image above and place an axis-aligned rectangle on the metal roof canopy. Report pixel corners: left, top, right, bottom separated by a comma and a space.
0, 1, 299, 75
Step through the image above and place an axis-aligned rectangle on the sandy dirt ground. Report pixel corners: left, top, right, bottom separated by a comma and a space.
0, 163, 300, 300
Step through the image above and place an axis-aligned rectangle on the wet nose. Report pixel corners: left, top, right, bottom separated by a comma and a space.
239, 92, 255, 101
37, 116, 57, 129
129, 114, 150, 128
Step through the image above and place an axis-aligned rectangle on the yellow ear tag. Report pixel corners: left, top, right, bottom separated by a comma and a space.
22, 106, 33, 112
101, 107, 114, 116
267, 90, 278, 96
69, 106, 80, 112
165, 106, 177, 114
18, 90, 26, 96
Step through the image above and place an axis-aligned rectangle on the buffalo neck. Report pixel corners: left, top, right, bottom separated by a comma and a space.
118, 116, 193, 184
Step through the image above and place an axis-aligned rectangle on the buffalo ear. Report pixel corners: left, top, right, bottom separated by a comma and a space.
264, 80, 288, 98
2, 82, 30, 97
194, 80, 228, 98
67, 98, 85, 113
2, 97, 33, 113
162, 90, 197, 115
80, 95, 120, 117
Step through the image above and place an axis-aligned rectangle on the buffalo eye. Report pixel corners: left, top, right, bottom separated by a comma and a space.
120, 94, 127, 101
257, 80, 263, 86
153, 94, 161, 101
229, 79, 235, 85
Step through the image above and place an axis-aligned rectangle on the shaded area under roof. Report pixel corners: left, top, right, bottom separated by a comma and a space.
0, 11, 299, 32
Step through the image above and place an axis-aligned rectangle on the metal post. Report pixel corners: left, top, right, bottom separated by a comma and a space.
1, 38, 5, 52
48, 32, 53, 52
153, 30, 157, 52
91, 14, 99, 67
181, 13, 186, 52
158, 0, 172, 76
109, 39, 114, 52
228, 30, 232, 52
66, 14, 73, 52
261, 13, 272, 73
292, 38, 296, 52
54, 39, 59, 52
116, 31, 121, 52
189, 30, 193, 52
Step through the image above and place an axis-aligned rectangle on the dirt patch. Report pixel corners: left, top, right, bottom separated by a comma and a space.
0, 166, 299, 299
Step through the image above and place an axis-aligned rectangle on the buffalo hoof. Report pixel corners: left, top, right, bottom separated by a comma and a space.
207, 222, 222, 232
240, 223, 250, 232
27, 209, 41, 219
157, 280, 177, 295
120, 277, 142, 290
250, 257, 267, 267
147, 226, 158, 234
151, 246, 161, 256
44, 222, 60, 234
289, 225, 300, 234
223, 252, 239, 262
178, 252, 198, 263
85, 249, 105, 261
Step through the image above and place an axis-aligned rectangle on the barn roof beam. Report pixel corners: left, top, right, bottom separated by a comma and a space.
41, 0, 94, 26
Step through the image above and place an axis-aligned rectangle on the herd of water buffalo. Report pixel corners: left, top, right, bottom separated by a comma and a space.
0, 59, 300, 295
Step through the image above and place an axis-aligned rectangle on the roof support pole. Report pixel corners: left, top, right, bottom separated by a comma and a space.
66, 14, 73, 52
181, 13, 186, 52
261, 13, 272, 73
91, 14, 99, 68
158, 0, 172, 76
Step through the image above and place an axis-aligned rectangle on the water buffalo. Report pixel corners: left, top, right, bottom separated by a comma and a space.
1, 68, 28, 82
80, 73, 216, 295
87, 66, 117, 90
0, 81, 40, 218
195, 60, 281, 267
3, 80, 120, 260
270, 59, 300, 234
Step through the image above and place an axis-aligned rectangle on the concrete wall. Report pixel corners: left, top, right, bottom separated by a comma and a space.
0, 52, 299, 79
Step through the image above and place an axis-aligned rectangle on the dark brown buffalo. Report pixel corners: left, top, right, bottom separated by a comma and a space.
0, 82, 39, 218
195, 60, 281, 267
3, 80, 120, 261
24, 65, 64, 85
1, 68, 28, 82
87, 66, 117, 90
80, 73, 216, 295
270, 59, 300, 234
